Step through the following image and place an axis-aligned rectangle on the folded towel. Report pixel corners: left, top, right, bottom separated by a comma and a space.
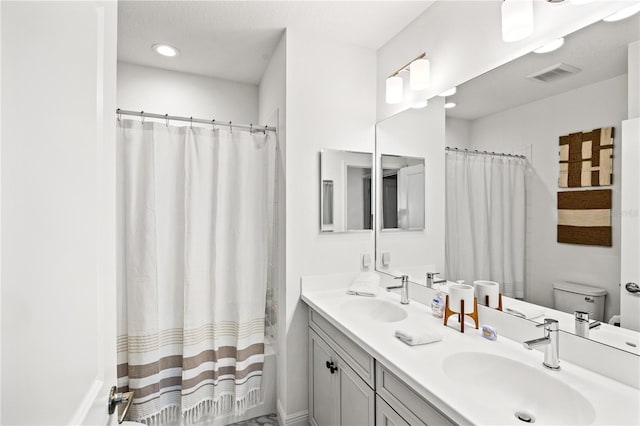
395, 328, 443, 346
346, 284, 378, 297
347, 272, 380, 297
504, 306, 544, 320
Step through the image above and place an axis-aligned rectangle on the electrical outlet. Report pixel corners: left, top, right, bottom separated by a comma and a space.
361, 253, 371, 270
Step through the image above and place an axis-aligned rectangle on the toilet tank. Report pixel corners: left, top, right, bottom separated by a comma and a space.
553, 281, 607, 321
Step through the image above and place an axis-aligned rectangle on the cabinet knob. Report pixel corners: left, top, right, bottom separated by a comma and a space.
326, 360, 338, 374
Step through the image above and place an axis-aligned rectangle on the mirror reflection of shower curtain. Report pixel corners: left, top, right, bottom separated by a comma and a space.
445, 152, 527, 298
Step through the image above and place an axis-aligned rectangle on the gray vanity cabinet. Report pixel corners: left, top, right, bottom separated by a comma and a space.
309, 329, 375, 426
376, 395, 411, 426
308, 308, 456, 426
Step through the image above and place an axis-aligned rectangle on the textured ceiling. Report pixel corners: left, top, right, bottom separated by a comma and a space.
446, 14, 640, 121
117, 0, 435, 84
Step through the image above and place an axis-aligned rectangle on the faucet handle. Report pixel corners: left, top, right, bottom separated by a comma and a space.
536, 318, 559, 330
575, 311, 589, 322
395, 275, 409, 283
426, 272, 440, 277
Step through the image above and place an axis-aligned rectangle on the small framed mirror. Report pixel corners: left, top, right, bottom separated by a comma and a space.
380, 154, 425, 231
320, 149, 373, 233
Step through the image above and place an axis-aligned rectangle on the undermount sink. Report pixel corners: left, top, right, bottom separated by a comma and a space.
442, 352, 595, 425
341, 298, 408, 323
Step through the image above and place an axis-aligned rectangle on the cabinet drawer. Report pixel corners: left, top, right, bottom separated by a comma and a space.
376, 364, 456, 426
376, 395, 412, 426
309, 309, 375, 387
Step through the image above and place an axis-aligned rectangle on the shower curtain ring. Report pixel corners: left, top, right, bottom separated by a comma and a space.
165, 113, 169, 127
264, 125, 268, 135
250, 124, 253, 134
212, 119, 216, 131
229, 121, 233, 133
190, 117, 193, 129
141, 111, 145, 124
117, 108, 121, 122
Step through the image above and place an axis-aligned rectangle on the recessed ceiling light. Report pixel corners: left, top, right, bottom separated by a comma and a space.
152, 43, 180, 57
534, 37, 565, 54
444, 102, 457, 109
439, 87, 457, 97
412, 100, 428, 109
603, 3, 640, 22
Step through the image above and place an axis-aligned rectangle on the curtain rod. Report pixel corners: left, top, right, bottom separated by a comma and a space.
445, 146, 526, 159
116, 109, 277, 133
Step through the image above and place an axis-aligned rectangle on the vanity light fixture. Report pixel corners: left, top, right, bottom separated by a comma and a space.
412, 100, 429, 109
444, 102, 457, 109
385, 52, 429, 104
501, 0, 534, 43
385, 75, 404, 104
533, 37, 565, 54
603, 2, 640, 22
439, 87, 457, 97
410, 58, 430, 90
152, 43, 180, 57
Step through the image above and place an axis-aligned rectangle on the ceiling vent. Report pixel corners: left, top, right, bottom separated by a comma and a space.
527, 63, 581, 83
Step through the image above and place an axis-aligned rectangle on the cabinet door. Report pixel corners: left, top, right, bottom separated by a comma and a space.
377, 396, 410, 426
338, 358, 375, 426
309, 330, 340, 426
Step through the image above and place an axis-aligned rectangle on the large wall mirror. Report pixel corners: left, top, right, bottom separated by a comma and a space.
375, 14, 640, 355
320, 149, 373, 233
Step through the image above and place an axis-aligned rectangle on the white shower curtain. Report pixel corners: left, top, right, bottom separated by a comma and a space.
445, 151, 527, 298
116, 119, 275, 424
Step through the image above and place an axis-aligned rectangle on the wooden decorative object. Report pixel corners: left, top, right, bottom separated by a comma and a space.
484, 293, 503, 311
444, 295, 479, 333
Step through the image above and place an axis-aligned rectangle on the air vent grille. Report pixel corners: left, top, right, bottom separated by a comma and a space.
527, 63, 581, 83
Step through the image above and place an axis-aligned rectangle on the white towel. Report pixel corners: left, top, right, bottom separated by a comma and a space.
504, 306, 544, 320
395, 327, 443, 346
347, 272, 380, 297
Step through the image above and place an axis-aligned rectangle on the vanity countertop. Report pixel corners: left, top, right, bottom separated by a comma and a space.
301, 281, 640, 425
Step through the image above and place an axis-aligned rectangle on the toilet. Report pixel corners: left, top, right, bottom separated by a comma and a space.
553, 281, 607, 321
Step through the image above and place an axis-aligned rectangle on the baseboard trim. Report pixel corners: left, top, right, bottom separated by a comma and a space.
276, 399, 309, 426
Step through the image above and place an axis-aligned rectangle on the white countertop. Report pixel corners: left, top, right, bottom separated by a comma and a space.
301, 281, 640, 425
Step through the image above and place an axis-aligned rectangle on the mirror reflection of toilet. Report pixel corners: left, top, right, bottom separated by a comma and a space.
553, 281, 607, 322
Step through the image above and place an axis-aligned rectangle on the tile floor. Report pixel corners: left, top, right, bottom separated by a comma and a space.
228, 413, 278, 426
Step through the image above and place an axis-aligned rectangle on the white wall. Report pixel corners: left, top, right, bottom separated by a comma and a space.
257, 32, 288, 422
446, 118, 472, 150
458, 75, 627, 320
376, 100, 446, 274
284, 28, 377, 420
117, 61, 258, 124
377, 0, 633, 120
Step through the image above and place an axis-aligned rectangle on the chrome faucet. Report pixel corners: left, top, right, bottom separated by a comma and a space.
523, 318, 560, 370
426, 272, 446, 289
387, 275, 410, 304
574, 311, 601, 338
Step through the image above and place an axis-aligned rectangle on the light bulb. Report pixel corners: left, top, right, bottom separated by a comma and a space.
152, 43, 180, 57
386, 76, 403, 104
410, 58, 430, 90
603, 3, 640, 22
501, 0, 534, 43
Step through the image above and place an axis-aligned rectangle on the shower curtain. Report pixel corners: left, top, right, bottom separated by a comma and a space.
445, 151, 527, 298
116, 119, 275, 424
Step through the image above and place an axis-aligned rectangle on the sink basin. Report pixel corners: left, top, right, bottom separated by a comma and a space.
442, 352, 595, 425
341, 298, 408, 323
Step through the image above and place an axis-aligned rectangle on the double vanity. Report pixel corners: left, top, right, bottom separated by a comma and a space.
301, 274, 640, 425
